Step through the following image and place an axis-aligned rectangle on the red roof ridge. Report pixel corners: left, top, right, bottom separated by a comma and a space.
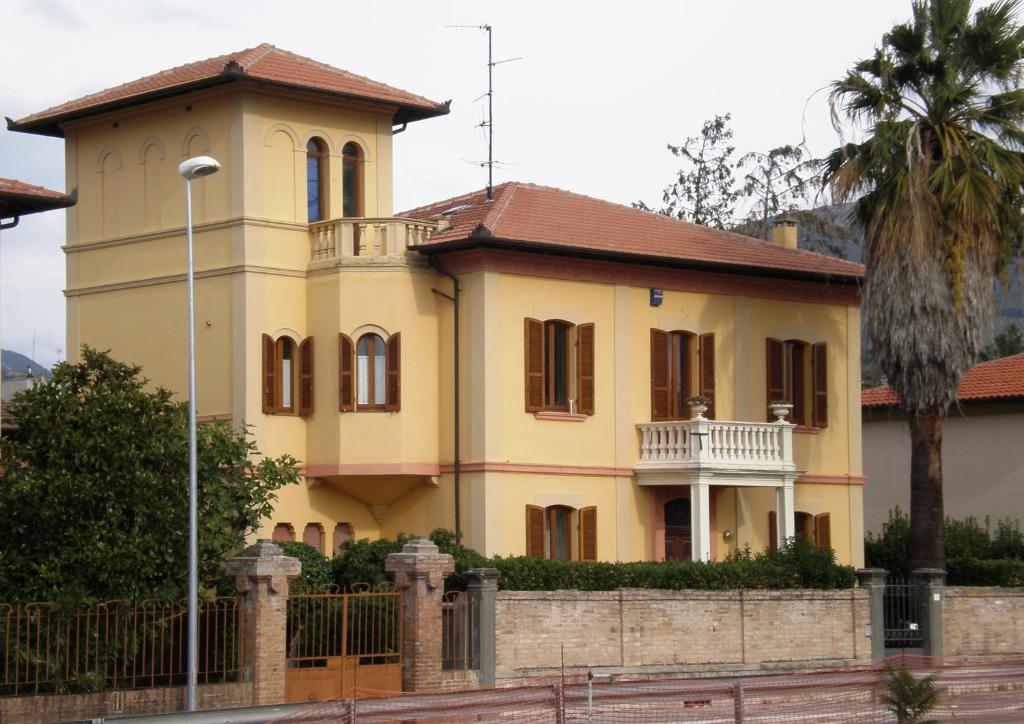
236, 43, 276, 69
479, 183, 519, 234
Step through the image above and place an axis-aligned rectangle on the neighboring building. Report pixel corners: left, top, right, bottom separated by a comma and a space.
862, 353, 1024, 533
10, 45, 866, 566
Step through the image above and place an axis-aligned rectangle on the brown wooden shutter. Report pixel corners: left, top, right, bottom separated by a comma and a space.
385, 333, 401, 411
524, 318, 544, 412
812, 342, 828, 429
766, 337, 784, 421
815, 513, 832, 553
339, 333, 355, 411
579, 506, 598, 561
699, 332, 716, 419
768, 511, 778, 553
526, 505, 545, 558
298, 337, 315, 416
577, 323, 595, 415
262, 334, 277, 413
650, 329, 670, 421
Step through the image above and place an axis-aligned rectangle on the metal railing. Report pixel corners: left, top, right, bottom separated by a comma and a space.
883, 575, 925, 650
0, 598, 242, 696
308, 217, 441, 261
286, 590, 402, 667
441, 591, 479, 671
636, 418, 794, 471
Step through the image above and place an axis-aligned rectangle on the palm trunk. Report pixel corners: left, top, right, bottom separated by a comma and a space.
907, 406, 945, 570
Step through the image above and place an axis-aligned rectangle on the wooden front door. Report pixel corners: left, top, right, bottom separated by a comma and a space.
664, 498, 692, 561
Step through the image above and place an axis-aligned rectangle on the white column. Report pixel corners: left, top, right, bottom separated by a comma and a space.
691, 482, 712, 562
776, 483, 795, 544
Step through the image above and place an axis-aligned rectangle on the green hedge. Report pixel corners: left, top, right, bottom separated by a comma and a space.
323, 529, 855, 592
946, 558, 1024, 587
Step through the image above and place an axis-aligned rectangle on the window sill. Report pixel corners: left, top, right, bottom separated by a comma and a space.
793, 425, 822, 434
533, 411, 588, 422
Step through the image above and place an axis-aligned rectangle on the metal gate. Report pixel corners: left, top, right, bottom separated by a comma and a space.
285, 590, 402, 703
442, 590, 479, 671
883, 575, 924, 652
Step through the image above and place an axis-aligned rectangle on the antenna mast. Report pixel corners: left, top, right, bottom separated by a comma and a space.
447, 24, 520, 200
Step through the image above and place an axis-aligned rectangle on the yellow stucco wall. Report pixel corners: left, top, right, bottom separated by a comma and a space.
61, 81, 864, 566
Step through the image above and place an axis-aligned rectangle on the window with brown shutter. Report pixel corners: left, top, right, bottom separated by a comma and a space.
525, 505, 545, 558
298, 337, 315, 416
262, 334, 277, 413
524, 318, 544, 412
385, 333, 401, 411
579, 506, 597, 561
812, 342, 828, 428
768, 510, 778, 553
650, 329, 670, 420
339, 333, 355, 411
815, 513, 832, 553
577, 323, 595, 415
788, 341, 807, 425
698, 332, 716, 420
766, 337, 784, 421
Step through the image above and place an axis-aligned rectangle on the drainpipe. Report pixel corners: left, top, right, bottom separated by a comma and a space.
428, 254, 461, 538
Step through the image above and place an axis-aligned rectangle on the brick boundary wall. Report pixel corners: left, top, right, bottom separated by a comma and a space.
494, 588, 870, 682
0, 682, 251, 724
942, 587, 1024, 656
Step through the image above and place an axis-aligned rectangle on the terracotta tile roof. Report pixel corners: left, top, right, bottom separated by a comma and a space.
0, 178, 75, 217
403, 183, 864, 280
862, 352, 1024, 408
9, 44, 449, 137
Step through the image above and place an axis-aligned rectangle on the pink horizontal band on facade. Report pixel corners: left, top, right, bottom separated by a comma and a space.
303, 463, 442, 477
439, 461, 635, 477
796, 474, 866, 486
197, 413, 233, 422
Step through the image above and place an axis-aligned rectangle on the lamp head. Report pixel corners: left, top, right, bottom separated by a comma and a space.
178, 156, 221, 180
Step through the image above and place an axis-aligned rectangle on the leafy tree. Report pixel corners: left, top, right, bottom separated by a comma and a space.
0, 348, 300, 603
736, 144, 815, 239
824, 0, 1024, 569
979, 322, 1024, 360
635, 113, 739, 228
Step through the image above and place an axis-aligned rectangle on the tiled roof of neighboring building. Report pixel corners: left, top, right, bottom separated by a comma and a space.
862, 352, 1024, 408
403, 183, 864, 281
0, 178, 75, 217
9, 43, 449, 137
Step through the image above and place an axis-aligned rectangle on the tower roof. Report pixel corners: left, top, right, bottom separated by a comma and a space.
8, 43, 450, 137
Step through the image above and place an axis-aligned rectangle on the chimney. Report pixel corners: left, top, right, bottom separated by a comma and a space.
771, 212, 798, 249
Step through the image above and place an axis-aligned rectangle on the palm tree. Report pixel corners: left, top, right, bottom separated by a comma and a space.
824, 0, 1024, 569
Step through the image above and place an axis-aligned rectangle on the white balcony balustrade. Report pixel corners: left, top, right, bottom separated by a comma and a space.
309, 217, 442, 261
636, 418, 794, 473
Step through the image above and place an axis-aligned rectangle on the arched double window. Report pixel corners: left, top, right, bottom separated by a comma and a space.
262, 334, 314, 415
341, 142, 363, 219
339, 331, 400, 411
525, 504, 598, 561
306, 138, 328, 222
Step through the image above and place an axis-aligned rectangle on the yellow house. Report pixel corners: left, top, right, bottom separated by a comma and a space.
10, 44, 866, 567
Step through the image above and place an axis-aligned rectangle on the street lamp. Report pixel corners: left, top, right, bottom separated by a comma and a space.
177, 155, 220, 713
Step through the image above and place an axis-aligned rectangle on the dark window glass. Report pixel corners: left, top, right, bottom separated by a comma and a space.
342, 142, 361, 218
664, 498, 691, 527
306, 139, 326, 222
547, 506, 572, 560
545, 321, 569, 409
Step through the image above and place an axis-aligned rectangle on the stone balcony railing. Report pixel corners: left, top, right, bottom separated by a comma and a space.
636, 418, 795, 473
309, 217, 443, 261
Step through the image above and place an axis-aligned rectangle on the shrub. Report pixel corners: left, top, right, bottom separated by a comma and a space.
990, 519, 1024, 560
946, 558, 1024, 587
279, 542, 333, 592
865, 507, 911, 577
944, 516, 992, 560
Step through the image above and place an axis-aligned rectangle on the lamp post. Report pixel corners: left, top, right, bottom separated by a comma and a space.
177, 156, 220, 712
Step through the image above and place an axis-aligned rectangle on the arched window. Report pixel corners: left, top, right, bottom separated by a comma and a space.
302, 522, 325, 553
342, 142, 363, 218
357, 333, 387, 408
278, 337, 295, 411
306, 138, 327, 222
262, 334, 314, 415
525, 504, 598, 561
333, 522, 354, 555
272, 522, 295, 543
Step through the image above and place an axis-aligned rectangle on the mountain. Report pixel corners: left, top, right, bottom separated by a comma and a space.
1, 349, 52, 379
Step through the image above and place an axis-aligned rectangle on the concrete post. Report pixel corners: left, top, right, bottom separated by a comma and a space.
385, 537, 455, 692
224, 540, 301, 707
857, 568, 888, 661
912, 568, 946, 657
465, 568, 500, 686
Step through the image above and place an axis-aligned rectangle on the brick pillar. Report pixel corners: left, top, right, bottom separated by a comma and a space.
385, 537, 455, 692
857, 568, 887, 661
912, 568, 946, 657
225, 539, 301, 706
465, 568, 500, 686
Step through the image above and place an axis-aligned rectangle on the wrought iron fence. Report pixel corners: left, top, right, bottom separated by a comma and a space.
0, 597, 243, 697
883, 575, 924, 650
441, 590, 478, 671
286, 589, 402, 667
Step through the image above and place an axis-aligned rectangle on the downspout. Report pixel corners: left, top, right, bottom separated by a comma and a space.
428, 254, 461, 539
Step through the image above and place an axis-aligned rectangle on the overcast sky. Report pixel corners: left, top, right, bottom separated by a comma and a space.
0, 0, 951, 368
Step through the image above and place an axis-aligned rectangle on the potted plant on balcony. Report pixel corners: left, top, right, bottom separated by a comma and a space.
686, 395, 712, 420
769, 399, 793, 422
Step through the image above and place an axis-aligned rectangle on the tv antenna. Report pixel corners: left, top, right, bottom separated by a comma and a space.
446, 24, 521, 200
